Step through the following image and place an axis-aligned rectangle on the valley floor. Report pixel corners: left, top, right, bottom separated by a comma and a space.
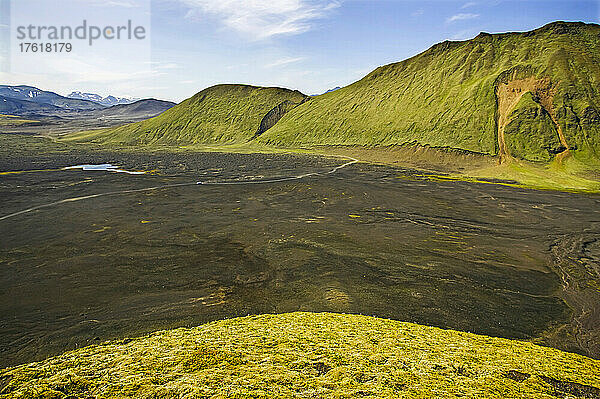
271, 144, 600, 194
92, 140, 600, 193
1, 134, 599, 362
0, 133, 599, 397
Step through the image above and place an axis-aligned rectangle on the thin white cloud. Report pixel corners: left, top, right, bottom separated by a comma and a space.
156, 63, 181, 70
73, 0, 142, 7
461, 2, 477, 9
446, 13, 480, 23
411, 9, 424, 17
101, 0, 139, 7
178, 0, 340, 40
450, 29, 477, 40
265, 56, 305, 68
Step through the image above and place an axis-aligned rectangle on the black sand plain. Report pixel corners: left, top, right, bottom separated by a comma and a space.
1, 134, 599, 367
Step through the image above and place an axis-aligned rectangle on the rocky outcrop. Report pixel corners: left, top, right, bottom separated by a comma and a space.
495, 77, 570, 163
253, 97, 309, 139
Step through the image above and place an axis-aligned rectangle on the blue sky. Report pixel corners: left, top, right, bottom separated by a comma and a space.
1, 0, 598, 101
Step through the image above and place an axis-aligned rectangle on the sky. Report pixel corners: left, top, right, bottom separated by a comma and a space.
0, 0, 598, 102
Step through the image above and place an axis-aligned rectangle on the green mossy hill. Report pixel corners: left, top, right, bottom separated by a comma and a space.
259, 22, 600, 161
66, 85, 307, 145
2, 313, 599, 398
504, 92, 563, 162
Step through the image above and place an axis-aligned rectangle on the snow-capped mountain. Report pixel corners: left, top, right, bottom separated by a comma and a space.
0, 85, 105, 111
68, 91, 140, 106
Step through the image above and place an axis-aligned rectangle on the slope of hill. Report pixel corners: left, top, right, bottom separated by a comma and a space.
67, 85, 307, 145
0, 85, 104, 112
87, 98, 176, 119
1, 312, 598, 398
258, 22, 599, 164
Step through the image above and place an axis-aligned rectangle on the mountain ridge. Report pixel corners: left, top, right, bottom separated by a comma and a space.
0, 95, 65, 115
68, 21, 600, 158
259, 21, 600, 163
63, 21, 600, 190
0, 85, 105, 113
68, 91, 141, 106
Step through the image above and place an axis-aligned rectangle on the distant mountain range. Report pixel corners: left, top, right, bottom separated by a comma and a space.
68, 91, 140, 106
0, 85, 104, 114
311, 87, 341, 96
0, 85, 175, 120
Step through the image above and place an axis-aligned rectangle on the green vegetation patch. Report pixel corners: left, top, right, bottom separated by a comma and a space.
0, 114, 38, 126
2, 312, 599, 398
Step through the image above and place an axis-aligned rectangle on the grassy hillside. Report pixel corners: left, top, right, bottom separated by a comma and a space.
66, 85, 307, 145
1, 312, 599, 398
259, 22, 600, 162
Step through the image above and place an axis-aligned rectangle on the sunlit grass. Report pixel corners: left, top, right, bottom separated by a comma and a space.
0, 114, 38, 126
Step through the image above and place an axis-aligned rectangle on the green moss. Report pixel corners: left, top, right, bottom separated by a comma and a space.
181, 345, 245, 372
2, 313, 599, 398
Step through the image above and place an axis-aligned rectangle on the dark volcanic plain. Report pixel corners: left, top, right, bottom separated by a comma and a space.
1, 134, 599, 367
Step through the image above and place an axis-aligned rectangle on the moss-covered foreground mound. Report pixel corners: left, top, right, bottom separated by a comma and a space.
1, 313, 599, 398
